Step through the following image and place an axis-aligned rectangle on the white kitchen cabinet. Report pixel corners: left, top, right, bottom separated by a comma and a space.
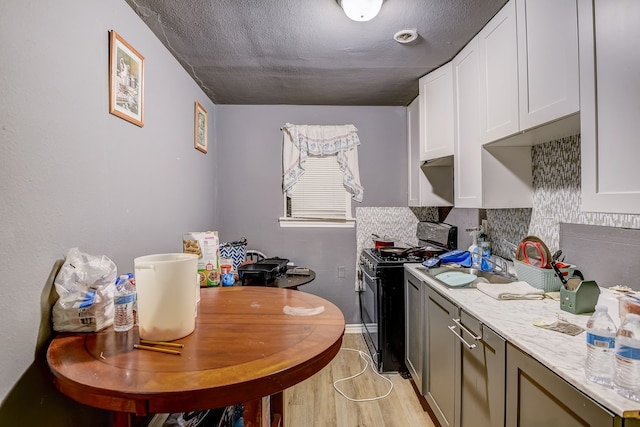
419, 62, 454, 161
478, 0, 519, 143
407, 97, 454, 207
453, 36, 532, 208
516, 0, 579, 130
453, 37, 483, 208
579, 0, 640, 214
479, 0, 580, 144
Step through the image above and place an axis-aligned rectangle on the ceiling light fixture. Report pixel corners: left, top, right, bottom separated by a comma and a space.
338, 0, 384, 22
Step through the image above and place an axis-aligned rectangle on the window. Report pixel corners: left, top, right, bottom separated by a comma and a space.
279, 155, 354, 228
280, 123, 363, 228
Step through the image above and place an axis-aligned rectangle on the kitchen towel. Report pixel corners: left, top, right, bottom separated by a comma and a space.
477, 281, 545, 300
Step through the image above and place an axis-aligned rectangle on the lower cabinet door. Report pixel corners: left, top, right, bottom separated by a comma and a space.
458, 312, 505, 427
405, 271, 423, 392
506, 343, 616, 427
425, 288, 458, 427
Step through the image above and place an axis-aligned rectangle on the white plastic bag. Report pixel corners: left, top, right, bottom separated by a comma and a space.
52, 247, 117, 332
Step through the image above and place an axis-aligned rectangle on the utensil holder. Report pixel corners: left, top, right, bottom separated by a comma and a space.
560, 280, 601, 314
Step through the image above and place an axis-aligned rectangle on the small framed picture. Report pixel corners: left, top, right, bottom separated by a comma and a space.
194, 101, 208, 154
109, 30, 144, 127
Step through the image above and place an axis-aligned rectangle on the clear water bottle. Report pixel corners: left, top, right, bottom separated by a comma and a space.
113, 274, 135, 332
585, 305, 617, 386
614, 313, 640, 401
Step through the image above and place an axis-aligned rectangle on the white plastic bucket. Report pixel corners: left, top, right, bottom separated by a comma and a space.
134, 253, 198, 341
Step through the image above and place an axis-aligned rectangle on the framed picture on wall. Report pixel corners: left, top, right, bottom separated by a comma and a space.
194, 101, 208, 153
109, 30, 144, 127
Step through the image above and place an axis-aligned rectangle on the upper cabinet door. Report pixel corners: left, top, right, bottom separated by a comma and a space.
579, 0, 640, 214
408, 97, 454, 207
478, 0, 519, 143
453, 38, 483, 208
517, 0, 579, 130
408, 97, 421, 207
419, 63, 454, 161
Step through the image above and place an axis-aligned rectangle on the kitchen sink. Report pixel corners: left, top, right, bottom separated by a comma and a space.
416, 265, 516, 288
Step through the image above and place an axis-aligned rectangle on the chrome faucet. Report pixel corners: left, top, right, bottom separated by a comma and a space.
483, 255, 518, 281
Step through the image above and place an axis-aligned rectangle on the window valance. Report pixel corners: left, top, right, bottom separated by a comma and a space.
282, 123, 364, 202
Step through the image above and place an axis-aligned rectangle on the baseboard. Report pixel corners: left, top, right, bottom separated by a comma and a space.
345, 323, 375, 334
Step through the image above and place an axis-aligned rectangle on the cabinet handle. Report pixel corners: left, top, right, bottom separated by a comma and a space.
452, 318, 481, 341
448, 325, 477, 350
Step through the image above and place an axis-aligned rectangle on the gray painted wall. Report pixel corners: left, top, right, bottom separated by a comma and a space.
216, 105, 407, 325
0, 0, 217, 421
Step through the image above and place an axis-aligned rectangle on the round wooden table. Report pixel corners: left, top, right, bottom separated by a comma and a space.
47, 287, 345, 427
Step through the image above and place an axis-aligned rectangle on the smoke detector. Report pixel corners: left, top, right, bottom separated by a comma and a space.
393, 29, 418, 44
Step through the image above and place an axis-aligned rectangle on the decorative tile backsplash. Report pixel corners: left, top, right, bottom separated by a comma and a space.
354, 207, 438, 289
355, 133, 640, 274
355, 207, 437, 255
488, 133, 640, 258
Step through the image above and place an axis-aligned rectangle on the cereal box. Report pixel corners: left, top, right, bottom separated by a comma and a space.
183, 231, 220, 287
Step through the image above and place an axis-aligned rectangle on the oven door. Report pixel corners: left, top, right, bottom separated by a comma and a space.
359, 266, 379, 364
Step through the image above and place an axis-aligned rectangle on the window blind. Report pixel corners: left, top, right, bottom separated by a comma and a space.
289, 155, 348, 219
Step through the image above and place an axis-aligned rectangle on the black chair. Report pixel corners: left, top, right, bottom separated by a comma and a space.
245, 249, 267, 263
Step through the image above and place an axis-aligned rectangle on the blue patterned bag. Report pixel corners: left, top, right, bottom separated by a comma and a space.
219, 238, 247, 270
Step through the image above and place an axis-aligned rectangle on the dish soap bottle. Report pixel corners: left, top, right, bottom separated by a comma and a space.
468, 228, 481, 269
477, 227, 492, 271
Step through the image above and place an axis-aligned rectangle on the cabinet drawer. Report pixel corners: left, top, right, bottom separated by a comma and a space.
460, 309, 482, 338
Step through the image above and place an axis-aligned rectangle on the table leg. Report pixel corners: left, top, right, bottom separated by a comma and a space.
271, 391, 284, 427
111, 411, 153, 427
244, 394, 282, 427
243, 398, 262, 427
112, 411, 131, 427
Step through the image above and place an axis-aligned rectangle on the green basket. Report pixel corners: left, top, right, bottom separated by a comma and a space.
514, 260, 576, 292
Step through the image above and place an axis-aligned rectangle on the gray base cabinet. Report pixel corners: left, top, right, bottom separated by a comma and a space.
457, 310, 505, 427
422, 284, 506, 427
404, 270, 424, 393
407, 265, 640, 426
506, 343, 618, 427
425, 288, 458, 427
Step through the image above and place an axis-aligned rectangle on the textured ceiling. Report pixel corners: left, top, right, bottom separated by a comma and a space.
125, 0, 507, 106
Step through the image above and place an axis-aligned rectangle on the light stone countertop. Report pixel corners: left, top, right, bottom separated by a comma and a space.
405, 263, 640, 419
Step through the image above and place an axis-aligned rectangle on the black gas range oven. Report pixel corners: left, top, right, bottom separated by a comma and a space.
358, 222, 457, 373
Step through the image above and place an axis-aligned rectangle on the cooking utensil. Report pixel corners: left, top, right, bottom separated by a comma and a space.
516, 236, 552, 268
550, 261, 568, 289
371, 234, 395, 249
550, 261, 582, 291
379, 246, 446, 258
378, 246, 408, 256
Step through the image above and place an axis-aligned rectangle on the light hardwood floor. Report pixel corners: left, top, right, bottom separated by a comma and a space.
284, 333, 437, 427
149, 333, 436, 427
